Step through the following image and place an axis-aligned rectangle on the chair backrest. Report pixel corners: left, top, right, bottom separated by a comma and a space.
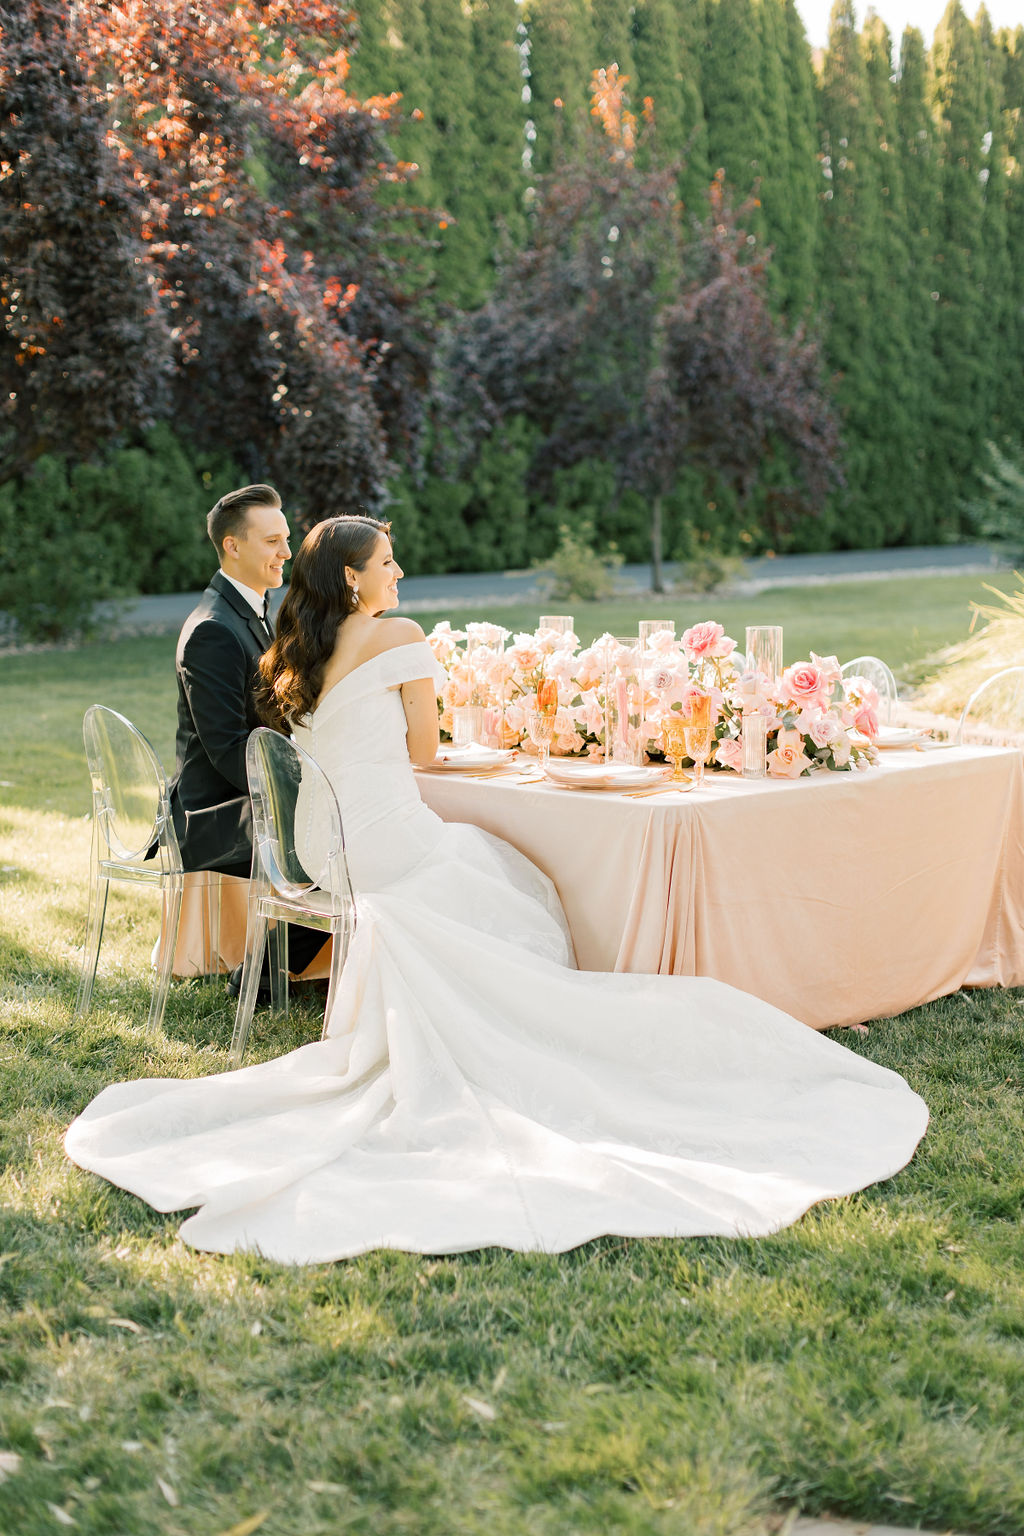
840, 656, 898, 723
82, 705, 179, 868
246, 727, 355, 913
955, 666, 1024, 745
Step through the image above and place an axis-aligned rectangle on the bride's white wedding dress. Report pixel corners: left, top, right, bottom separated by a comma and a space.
65, 642, 928, 1262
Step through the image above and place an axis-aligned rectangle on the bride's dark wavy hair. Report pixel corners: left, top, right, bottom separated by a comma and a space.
257, 514, 391, 733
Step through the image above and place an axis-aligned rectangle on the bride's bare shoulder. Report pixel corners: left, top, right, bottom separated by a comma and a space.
362, 617, 426, 658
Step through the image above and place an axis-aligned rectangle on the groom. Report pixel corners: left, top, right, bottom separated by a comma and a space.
170, 483, 324, 985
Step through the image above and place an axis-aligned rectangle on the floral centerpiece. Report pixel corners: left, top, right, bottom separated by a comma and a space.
425, 620, 882, 776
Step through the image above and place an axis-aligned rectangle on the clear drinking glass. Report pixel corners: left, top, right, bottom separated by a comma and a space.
745, 625, 783, 689
452, 704, 483, 748
741, 712, 768, 779
525, 708, 556, 767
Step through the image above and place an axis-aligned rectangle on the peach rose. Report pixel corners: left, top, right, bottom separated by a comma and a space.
573, 647, 606, 690
507, 638, 544, 674
767, 727, 812, 779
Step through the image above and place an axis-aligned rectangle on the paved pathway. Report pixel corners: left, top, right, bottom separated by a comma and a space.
104, 542, 1011, 633
789, 1520, 965, 1536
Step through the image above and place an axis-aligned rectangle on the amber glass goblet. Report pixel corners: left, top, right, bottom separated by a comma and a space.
683, 694, 713, 788
660, 715, 692, 783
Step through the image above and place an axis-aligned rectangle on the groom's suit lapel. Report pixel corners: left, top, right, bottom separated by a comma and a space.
209, 570, 272, 654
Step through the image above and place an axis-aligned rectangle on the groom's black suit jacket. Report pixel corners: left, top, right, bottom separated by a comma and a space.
169, 570, 271, 878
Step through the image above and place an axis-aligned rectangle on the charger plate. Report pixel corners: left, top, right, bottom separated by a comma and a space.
542, 761, 671, 791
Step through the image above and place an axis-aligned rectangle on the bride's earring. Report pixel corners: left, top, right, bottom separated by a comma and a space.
350, 586, 359, 610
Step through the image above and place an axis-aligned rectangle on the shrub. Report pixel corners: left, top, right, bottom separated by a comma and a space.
0, 428, 241, 643
533, 520, 623, 602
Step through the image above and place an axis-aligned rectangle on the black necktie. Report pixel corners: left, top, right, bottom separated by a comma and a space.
261, 598, 273, 641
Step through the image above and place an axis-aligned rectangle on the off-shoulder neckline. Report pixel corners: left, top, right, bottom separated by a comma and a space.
304, 639, 434, 720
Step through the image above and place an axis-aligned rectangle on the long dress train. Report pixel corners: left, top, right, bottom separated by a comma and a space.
65, 642, 928, 1262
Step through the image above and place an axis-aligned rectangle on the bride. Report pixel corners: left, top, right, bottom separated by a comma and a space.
65, 516, 928, 1263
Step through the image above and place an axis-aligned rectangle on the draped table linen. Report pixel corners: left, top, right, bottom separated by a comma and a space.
416, 745, 1024, 1030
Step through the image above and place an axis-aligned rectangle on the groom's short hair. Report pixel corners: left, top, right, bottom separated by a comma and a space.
207, 484, 281, 559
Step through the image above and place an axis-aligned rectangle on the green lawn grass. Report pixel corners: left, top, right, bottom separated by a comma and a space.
2, 572, 1023, 1535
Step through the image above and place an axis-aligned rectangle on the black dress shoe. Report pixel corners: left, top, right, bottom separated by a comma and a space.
225, 963, 272, 1006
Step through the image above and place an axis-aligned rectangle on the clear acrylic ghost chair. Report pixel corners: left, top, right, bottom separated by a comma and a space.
840, 655, 899, 724
76, 705, 221, 1032
955, 667, 1024, 746
230, 727, 357, 1065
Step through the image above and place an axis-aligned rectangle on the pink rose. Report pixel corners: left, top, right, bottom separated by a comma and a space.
767, 727, 812, 779
854, 703, 880, 740
682, 620, 735, 660
810, 652, 843, 692
797, 709, 840, 750
778, 661, 830, 712
715, 737, 743, 773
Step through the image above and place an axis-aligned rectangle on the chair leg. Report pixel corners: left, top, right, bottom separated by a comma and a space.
321, 923, 350, 1041
230, 911, 269, 1065
200, 872, 223, 980
75, 870, 110, 1019
148, 873, 183, 1033
268, 919, 289, 1017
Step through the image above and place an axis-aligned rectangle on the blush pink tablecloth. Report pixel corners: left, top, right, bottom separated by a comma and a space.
414, 745, 1024, 1031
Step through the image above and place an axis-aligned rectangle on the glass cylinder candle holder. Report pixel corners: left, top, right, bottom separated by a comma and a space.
638, 619, 675, 647
745, 625, 783, 689
539, 615, 574, 635
741, 712, 768, 779
606, 637, 644, 766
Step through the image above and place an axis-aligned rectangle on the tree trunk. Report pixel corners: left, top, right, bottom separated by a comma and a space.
650, 493, 665, 594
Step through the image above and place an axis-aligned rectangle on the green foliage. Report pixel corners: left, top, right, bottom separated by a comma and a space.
962, 439, 1024, 556
0, 429, 240, 643
533, 519, 623, 601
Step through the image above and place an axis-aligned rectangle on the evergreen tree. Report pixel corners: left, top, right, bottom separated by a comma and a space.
523, 0, 596, 173
929, 2, 989, 508
976, 10, 1014, 444
773, 0, 823, 313
1000, 29, 1024, 444
894, 24, 941, 529
470, 0, 528, 267
421, 0, 491, 305
632, 0, 707, 213
860, 12, 920, 539
702, 0, 768, 235
818, 0, 892, 545
591, 0, 635, 78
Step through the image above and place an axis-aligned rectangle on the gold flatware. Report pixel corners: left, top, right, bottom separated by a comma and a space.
621, 783, 693, 798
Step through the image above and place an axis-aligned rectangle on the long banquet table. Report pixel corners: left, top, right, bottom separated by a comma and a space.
415, 744, 1024, 1031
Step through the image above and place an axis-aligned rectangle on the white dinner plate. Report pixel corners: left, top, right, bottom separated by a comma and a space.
871, 725, 932, 749
422, 745, 517, 771
542, 761, 671, 791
